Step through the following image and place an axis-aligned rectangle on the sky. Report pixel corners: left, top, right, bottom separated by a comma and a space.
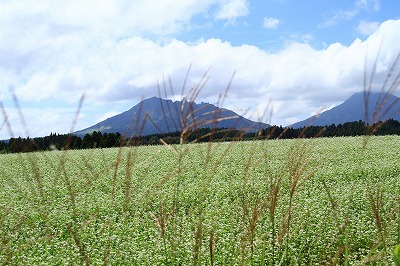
1, 0, 400, 139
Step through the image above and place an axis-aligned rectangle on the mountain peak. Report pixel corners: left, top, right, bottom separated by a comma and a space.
75, 97, 268, 136
292, 91, 400, 128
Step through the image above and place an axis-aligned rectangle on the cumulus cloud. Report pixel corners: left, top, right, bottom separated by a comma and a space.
263, 17, 280, 29
1, 106, 84, 138
0, 0, 247, 42
214, 0, 249, 20
356, 20, 380, 35
0, 0, 399, 138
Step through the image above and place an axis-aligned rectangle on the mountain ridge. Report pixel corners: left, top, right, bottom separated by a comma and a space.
74, 91, 400, 136
291, 91, 400, 128
74, 96, 269, 137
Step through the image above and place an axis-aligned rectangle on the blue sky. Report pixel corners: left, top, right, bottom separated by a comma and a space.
1, 0, 400, 139
176, 0, 397, 48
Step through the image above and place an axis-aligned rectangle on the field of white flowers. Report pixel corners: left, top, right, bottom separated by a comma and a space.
1, 135, 399, 265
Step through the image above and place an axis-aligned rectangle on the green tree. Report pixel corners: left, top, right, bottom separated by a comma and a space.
91, 131, 102, 148
81, 133, 93, 149
72, 137, 82, 149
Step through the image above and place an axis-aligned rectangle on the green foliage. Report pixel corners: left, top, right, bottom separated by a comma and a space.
2, 119, 400, 154
0, 136, 399, 264
395, 244, 400, 266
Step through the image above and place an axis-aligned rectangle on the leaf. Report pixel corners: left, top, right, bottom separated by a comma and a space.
394, 244, 400, 266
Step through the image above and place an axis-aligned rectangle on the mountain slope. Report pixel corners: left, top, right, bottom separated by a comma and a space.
74, 97, 268, 136
292, 91, 400, 128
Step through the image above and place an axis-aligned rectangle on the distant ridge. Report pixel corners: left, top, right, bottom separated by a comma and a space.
74, 91, 400, 137
74, 97, 269, 136
291, 91, 400, 128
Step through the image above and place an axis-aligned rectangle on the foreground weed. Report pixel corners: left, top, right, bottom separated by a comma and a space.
394, 244, 400, 266
363, 44, 400, 147
1, 54, 400, 264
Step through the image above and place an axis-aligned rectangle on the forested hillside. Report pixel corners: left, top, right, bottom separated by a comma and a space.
1, 119, 400, 153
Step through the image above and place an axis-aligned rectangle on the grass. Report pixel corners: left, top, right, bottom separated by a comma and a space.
0, 135, 399, 264
1, 46, 400, 264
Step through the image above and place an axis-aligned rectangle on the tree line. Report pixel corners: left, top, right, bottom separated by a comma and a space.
1, 119, 400, 154
261, 119, 400, 139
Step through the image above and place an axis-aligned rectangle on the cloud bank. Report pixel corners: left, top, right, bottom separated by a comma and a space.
0, 0, 399, 138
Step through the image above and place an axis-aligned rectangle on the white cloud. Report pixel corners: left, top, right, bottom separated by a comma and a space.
214, 0, 249, 20
0, 0, 399, 139
286, 33, 314, 44
357, 20, 380, 35
263, 17, 280, 29
1, 106, 83, 138
319, 10, 357, 28
96, 111, 120, 123
355, 0, 381, 11
0, 0, 235, 40
319, 0, 381, 28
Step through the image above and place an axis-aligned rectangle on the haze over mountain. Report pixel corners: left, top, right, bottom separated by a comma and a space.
292, 91, 400, 128
74, 97, 269, 137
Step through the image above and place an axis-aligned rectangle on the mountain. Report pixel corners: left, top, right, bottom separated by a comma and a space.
74, 97, 269, 137
292, 91, 400, 128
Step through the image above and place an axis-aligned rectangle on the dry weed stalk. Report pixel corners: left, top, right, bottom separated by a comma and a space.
67, 223, 90, 266
368, 188, 386, 243
1, 92, 54, 235
363, 45, 400, 147
268, 170, 283, 259
150, 201, 176, 262
153, 67, 265, 264
192, 215, 204, 266
2, 48, 399, 265
272, 139, 320, 264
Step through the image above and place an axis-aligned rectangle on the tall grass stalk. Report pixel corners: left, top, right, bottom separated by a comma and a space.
0, 47, 400, 264
363, 45, 400, 146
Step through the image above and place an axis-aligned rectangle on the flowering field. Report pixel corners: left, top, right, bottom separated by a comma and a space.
1, 135, 399, 265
